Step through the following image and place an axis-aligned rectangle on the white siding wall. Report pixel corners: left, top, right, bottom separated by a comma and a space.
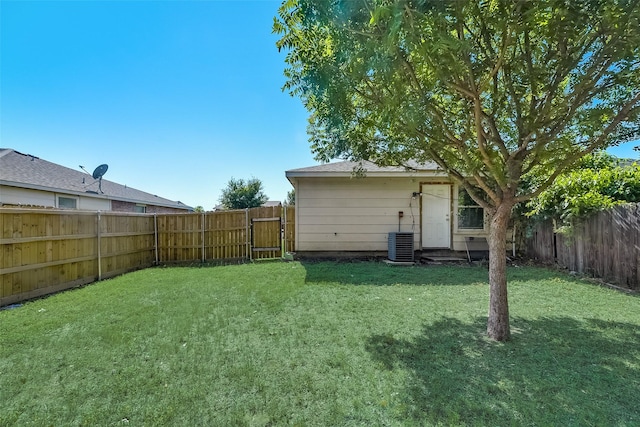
0, 186, 56, 207
294, 177, 494, 253
0, 185, 110, 211
78, 196, 110, 211
296, 177, 422, 251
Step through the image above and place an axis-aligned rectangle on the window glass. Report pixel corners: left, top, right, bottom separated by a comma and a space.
458, 189, 484, 229
58, 196, 77, 209
133, 205, 146, 213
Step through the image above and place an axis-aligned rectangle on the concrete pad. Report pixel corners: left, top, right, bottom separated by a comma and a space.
421, 256, 467, 262
383, 259, 416, 266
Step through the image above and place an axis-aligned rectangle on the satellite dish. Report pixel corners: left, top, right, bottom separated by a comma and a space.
91, 164, 108, 194
92, 164, 108, 180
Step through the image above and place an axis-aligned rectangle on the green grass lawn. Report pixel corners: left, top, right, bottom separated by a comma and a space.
1, 261, 639, 426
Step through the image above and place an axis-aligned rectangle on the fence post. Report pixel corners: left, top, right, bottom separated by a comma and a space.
283, 205, 287, 256
246, 209, 251, 261
201, 212, 205, 263
97, 211, 102, 281
154, 214, 159, 265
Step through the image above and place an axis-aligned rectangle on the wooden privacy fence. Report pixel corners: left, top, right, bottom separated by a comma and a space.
1, 206, 295, 306
526, 203, 639, 291
156, 206, 295, 262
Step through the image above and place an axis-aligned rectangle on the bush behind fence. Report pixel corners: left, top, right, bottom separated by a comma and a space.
1, 206, 295, 306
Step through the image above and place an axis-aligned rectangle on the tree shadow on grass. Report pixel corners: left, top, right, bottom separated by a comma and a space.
366, 316, 640, 425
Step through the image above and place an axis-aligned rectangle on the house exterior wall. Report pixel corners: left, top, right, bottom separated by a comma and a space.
0, 185, 186, 213
0, 185, 55, 207
294, 177, 424, 251
110, 199, 188, 214
448, 184, 491, 252
0, 185, 110, 210
293, 177, 491, 253
77, 196, 111, 211
145, 205, 188, 214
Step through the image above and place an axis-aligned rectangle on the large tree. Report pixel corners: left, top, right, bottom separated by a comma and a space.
219, 177, 268, 210
274, 0, 640, 340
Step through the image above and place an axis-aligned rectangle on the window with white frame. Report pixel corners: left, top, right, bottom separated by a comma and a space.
457, 188, 484, 230
57, 196, 77, 209
133, 205, 147, 213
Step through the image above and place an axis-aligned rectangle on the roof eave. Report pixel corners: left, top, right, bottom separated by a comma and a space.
285, 170, 449, 179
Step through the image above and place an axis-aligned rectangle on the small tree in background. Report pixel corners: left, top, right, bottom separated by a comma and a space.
193, 206, 205, 213
219, 177, 268, 210
285, 189, 295, 206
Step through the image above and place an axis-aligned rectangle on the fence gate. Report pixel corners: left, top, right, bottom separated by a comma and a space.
251, 216, 282, 259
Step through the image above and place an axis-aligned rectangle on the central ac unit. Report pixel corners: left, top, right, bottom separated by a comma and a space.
388, 232, 414, 262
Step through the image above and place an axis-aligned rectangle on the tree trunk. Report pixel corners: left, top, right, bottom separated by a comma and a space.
486, 199, 514, 341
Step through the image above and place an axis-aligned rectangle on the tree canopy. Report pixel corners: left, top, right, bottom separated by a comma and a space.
285, 189, 296, 206
219, 177, 268, 210
275, 0, 640, 340
527, 153, 640, 227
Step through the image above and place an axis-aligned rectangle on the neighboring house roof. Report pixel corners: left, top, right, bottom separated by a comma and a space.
286, 159, 447, 179
0, 148, 191, 210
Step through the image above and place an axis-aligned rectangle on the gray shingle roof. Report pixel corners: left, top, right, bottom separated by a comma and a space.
0, 148, 190, 210
286, 159, 442, 175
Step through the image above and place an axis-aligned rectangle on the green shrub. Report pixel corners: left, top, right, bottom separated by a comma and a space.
526, 155, 640, 226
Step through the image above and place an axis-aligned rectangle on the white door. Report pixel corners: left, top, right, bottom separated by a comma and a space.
421, 185, 451, 248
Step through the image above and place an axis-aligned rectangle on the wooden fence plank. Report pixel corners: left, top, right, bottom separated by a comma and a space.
284, 206, 295, 253
526, 204, 639, 290
1, 206, 296, 305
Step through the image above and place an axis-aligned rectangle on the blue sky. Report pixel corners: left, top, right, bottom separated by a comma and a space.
1, 1, 638, 209
1, 0, 314, 209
